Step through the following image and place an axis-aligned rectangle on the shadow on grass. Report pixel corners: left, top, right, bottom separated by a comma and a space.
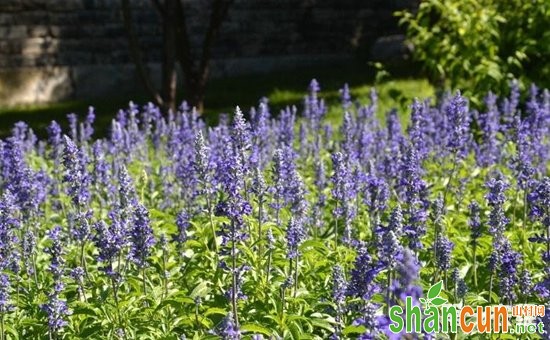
0, 61, 429, 139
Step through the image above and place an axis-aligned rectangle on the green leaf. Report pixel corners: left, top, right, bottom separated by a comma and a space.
241, 323, 272, 336
3, 324, 19, 339
431, 297, 447, 306
465, 292, 488, 306
299, 240, 329, 253
150, 209, 173, 220
80, 324, 103, 338
287, 320, 303, 340
427, 280, 443, 299
190, 281, 210, 299
204, 307, 226, 316
419, 297, 426, 304
198, 336, 219, 340
342, 325, 367, 335
154, 298, 192, 312
72, 303, 99, 317
310, 318, 335, 333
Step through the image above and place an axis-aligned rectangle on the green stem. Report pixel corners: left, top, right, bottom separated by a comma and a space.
286, 258, 293, 303
386, 269, 392, 315
14, 278, 19, 319
444, 270, 448, 293
334, 201, 339, 251
1, 313, 5, 340
489, 272, 494, 304
434, 238, 440, 284
314, 206, 319, 240
522, 190, 527, 230
473, 244, 478, 288
258, 197, 263, 259
81, 242, 90, 285
266, 250, 272, 285
110, 260, 123, 332
195, 302, 200, 329
142, 267, 147, 296
33, 253, 39, 290
293, 256, 299, 298
231, 222, 239, 328
275, 200, 281, 228
206, 195, 218, 253
512, 189, 519, 227
454, 279, 458, 302
162, 245, 168, 299
443, 153, 458, 204
112, 279, 123, 332
280, 286, 286, 335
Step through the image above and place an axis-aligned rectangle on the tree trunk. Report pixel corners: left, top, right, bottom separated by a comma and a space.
121, 0, 164, 107
161, 0, 179, 112
183, 71, 206, 113
124, 0, 233, 114
175, 0, 233, 113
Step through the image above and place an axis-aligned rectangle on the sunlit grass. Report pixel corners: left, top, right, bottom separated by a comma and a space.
0, 63, 431, 137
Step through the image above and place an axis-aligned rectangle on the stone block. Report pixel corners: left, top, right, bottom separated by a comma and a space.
49, 13, 81, 25
49, 26, 62, 37
0, 0, 22, 11
103, 23, 125, 36
21, 37, 59, 55
71, 63, 147, 98
0, 66, 73, 105
0, 14, 14, 25
33, 54, 58, 67
0, 56, 20, 68
20, 37, 46, 55
85, 0, 118, 9
51, 25, 84, 38
14, 11, 49, 24
47, 0, 85, 11
0, 25, 27, 39
0, 40, 22, 55
27, 25, 50, 37
57, 51, 93, 65
23, 0, 48, 10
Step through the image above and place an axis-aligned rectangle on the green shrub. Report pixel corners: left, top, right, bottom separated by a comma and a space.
396, 0, 549, 105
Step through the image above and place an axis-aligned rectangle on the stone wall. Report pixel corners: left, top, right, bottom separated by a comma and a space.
0, 0, 417, 106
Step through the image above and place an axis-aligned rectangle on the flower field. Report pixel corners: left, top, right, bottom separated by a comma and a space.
0, 80, 549, 339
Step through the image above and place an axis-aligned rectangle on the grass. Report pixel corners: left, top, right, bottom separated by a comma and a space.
0, 62, 434, 138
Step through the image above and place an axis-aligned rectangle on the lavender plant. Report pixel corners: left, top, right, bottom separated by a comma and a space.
0, 80, 546, 339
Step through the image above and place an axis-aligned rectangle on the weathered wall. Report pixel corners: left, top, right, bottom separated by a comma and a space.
0, 0, 416, 106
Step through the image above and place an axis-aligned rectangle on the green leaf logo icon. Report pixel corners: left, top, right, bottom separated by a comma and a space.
423, 281, 447, 308
427, 281, 443, 299
431, 297, 447, 306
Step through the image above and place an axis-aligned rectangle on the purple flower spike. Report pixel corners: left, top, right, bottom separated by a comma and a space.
62, 135, 90, 207
129, 204, 156, 268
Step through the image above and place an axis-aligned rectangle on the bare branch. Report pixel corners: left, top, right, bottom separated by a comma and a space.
150, 0, 166, 17
161, 0, 178, 111
172, 0, 234, 111
174, 0, 195, 78
121, 0, 164, 106
198, 0, 234, 84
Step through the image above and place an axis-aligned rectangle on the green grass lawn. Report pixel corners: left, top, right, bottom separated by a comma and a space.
0, 62, 433, 138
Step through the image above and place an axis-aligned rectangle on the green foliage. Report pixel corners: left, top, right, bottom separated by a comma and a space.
2, 124, 546, 339
396, 0, 550, 104
2, 83, 548, 339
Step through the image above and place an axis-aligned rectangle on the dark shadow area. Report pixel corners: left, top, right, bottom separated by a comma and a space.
0, 60, 423, 139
